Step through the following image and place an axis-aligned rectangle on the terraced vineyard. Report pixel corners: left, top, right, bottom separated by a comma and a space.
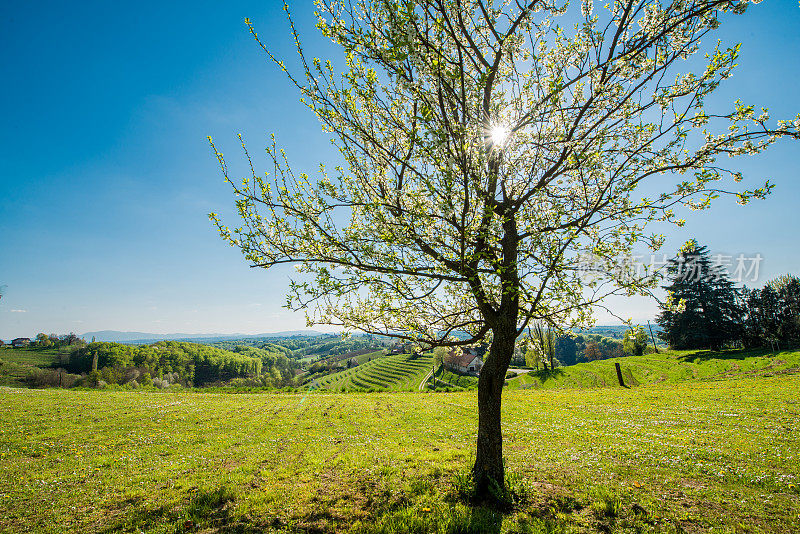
315, 352, 433, 391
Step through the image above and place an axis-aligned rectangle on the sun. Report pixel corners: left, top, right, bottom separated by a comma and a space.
489, 124, 509, 147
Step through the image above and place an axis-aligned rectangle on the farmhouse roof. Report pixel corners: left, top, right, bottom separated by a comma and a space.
444, 349, 480, 368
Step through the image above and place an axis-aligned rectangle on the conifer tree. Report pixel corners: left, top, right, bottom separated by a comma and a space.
742, 274, 800, 349
657, 241, 742, 350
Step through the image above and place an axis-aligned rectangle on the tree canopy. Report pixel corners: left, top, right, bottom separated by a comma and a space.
742, 274, 800, 349
212, 0, 797, 347
211, 0, 799, 498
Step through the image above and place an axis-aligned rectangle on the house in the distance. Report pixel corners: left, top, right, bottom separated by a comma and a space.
11, 338, 30, 348
443, 347, 483, 375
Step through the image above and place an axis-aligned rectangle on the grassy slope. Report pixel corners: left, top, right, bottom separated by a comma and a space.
430, 368, 479, 390
506, 348, 800, 389
353, 349, 387, 365
0, 347, 67, 387
300, 348, 386, 365
1, 374, 799, 533
317, 352, 433, 392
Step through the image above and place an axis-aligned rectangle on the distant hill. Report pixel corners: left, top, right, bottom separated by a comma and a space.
81, 330, 328, 344
574, 324, 662, 339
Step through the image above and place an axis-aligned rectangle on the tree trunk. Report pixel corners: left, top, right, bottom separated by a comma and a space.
472, 321, 516, 501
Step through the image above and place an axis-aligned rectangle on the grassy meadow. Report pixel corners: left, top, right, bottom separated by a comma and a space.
2, 352, 799, 533
505, 348, 800, 390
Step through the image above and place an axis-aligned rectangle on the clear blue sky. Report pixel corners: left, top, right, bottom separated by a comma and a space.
1, 1, 798, 339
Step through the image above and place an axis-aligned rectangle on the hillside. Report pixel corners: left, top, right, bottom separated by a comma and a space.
0, 347, 67, 387
80, 330, 326, 343
2, 373, 798, 533
506, 348, 800, 390
315, 351, 433, 391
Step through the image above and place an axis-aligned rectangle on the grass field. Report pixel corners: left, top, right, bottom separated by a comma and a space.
429, 368, 480, 390
506, 348, 800, 390
2, 360, 799, 533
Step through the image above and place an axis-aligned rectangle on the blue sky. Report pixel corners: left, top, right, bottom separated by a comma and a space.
1, 1, 798, 339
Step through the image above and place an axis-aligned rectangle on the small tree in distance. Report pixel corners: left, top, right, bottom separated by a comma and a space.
211, 0, 799, 499
623, 326, 648, 356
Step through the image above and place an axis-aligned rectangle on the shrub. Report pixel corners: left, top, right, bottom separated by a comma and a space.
28, 368, 81, 388
152, 378, 170, 389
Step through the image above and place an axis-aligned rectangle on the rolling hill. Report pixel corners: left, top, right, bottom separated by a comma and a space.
505, 348, 800, 389
314, 351, 434, 391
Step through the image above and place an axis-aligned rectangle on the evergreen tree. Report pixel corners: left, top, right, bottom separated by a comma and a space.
657, 241, 743, 350
742, 274, 800, 349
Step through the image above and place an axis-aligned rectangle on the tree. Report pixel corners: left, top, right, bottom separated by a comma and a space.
35, 333, 52, 347
433, 345, 449, 371
584, 341, 602, 361
743, 274, 800, 349
530, 322, 557, 370
623, 326, 648, 355
211, 0, 799, 499
62, 333, 82, 346
554, 335, 578, 367
656, 241, 743, 350
520, 339, 541, 370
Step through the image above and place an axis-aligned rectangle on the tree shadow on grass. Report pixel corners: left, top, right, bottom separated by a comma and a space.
531, 367, 565, 384
461, 506, 504, 533
106, 486, 241, 534
678, 347, 776, 363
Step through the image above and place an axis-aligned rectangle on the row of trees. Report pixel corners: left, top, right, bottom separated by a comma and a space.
32, 332, 86, 348
516, 329, 626, 370
741, 275, 800, 350
658, 242, 800, 350
67, 341, 274, 387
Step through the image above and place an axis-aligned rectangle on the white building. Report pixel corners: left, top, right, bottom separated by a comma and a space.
443, 347, 483, 374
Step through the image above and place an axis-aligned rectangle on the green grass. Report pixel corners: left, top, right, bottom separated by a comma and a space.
316, 352, 433, 392
0, 347, 66, 367
429, 368, 479, 390
506, 347, 800, 389
2, 364, 800, 533
0, 347, 70, 387
353, 349, 388, 365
